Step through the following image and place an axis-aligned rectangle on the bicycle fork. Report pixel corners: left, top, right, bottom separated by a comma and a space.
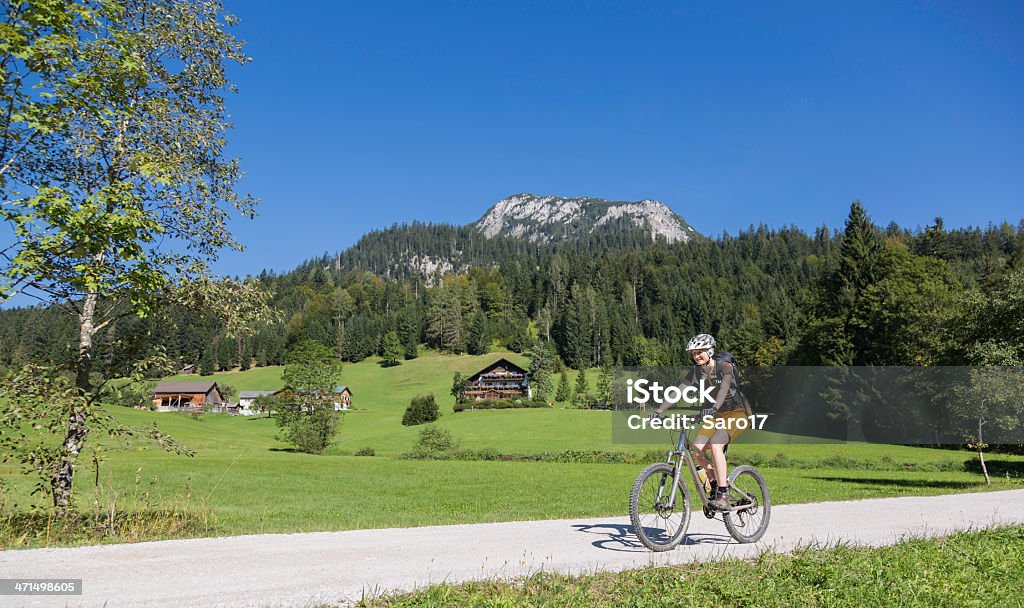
656, 452, 688, 510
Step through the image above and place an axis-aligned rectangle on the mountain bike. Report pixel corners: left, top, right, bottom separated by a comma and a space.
629, 421, 770, 551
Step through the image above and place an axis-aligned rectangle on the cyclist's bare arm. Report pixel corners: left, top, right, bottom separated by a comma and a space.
708, 363, 734, 412
651, 373, 698, 416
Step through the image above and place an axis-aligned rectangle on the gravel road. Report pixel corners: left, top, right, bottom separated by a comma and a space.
2, 489, 1022, 608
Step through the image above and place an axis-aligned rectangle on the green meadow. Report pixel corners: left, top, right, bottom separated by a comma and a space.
2, 350, 1023, 548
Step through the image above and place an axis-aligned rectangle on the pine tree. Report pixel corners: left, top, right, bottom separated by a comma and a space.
506, 315, 533, 353
555, 370, 571, 402
528, 342, 555, 401
839, 200, 885, 299
216, 334, 236, 371
572, 368, 590, 407
595, 360, 614, 407
398, 305, 420, 359
468, 309, 490, 355
199, 344, 216, 376
427, 286, 464, 352
238, 338, 252, 371
380, 331, 402, 367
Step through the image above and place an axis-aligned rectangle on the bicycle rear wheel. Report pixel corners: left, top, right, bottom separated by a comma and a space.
629, 462, 691, 551
723, 465, 771, 543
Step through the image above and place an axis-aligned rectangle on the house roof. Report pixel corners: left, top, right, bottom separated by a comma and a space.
153, 381, 219, 394
274, 385, 352, 396
466, 358, 529, 383
238, 390, 277, 399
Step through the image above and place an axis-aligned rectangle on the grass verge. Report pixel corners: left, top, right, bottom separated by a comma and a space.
355, 525, 1024, 607
0, 475, 215, 548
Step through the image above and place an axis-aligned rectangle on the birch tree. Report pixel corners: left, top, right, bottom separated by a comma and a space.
0, 0, 259, 511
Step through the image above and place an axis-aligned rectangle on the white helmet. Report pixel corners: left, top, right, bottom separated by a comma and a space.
686, 333, 716, 357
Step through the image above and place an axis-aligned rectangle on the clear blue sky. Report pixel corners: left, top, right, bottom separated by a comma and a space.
214, 0, 1022, 277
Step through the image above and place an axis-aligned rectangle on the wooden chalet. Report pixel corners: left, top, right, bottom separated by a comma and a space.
462, 358, 531, 401
152, 381, 225, 412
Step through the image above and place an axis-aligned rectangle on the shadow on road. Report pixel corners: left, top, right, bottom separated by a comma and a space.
571, 522, 731, 552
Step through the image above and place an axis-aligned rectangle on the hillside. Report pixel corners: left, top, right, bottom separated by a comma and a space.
2, 205, 1023, 393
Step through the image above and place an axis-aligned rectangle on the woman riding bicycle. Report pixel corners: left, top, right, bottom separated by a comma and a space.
650, 333, 753, 510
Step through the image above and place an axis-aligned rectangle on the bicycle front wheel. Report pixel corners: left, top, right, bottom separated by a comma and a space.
629, 462, 691, 551
723, 464, 771, 543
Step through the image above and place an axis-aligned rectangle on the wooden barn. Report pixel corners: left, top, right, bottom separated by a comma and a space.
152, 381, 225, 412
461, 359, 531, 401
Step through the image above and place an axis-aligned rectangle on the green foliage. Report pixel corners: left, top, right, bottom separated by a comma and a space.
0, 360, 191, 503
953, 365, 1024, 479
5, 193, 1024, 411
354, 447, 376, 456
555, 370, 571, 402
467, 309, 490, 355
953, 267, 1024, 364
253, 394, 281, 417
402, 425, 459, 459
453, 397, 548, 412
0, 0, 258, 510
528, 342, 556, 401
218, 384, 237, 403
380, 331, 403, 367
595, 361, 614, 407
112, 379, 158, 409
450, 372, 468, 404
572, 368, 590, 407
800, 202, 960, 366
402, 394, 440, 426
282, 340, 343, 393
426, 281, 466, 353
505, 315, 534, 353
0, 473, 214, 549
276, 340, 344, 454
199, 345, 216, 376
279, 409, 337, 455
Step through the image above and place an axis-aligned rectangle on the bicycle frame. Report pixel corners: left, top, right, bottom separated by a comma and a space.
658, 427, 750, 512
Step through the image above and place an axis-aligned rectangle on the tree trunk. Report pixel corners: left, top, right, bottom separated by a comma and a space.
631, 281, 640, 327
52, 407, 90, 511
978, 416, 990, 485
52, 290, 99, 512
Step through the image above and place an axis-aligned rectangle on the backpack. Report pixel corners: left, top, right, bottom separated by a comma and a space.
710, 351, 747, 398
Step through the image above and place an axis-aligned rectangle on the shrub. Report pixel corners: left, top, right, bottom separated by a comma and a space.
112, 380, 157, 408
453, 398, 549, 412
402, 393, 439, 426
218, 384, 236, 402
354, 447, 375, 457
280, 410, 337, 455
402, 425, 460, 459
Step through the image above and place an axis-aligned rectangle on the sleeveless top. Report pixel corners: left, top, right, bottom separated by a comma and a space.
688, 360, 752, 416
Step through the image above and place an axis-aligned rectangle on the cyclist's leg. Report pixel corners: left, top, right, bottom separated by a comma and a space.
692, 430, 715, 477
708, 428, 731, 486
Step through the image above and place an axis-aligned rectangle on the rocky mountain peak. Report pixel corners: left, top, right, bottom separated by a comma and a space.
473, 193, 697, 244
